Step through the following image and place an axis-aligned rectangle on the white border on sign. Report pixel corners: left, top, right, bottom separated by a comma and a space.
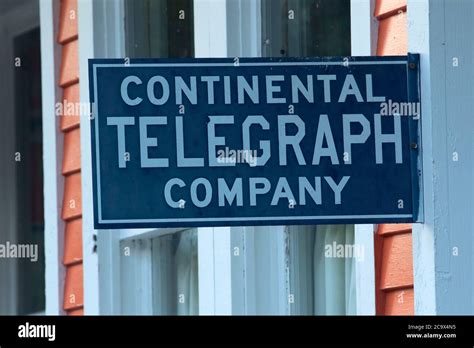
92, 61, 411, 224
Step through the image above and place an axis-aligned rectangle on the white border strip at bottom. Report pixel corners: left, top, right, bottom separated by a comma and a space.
99, 214, 413, 224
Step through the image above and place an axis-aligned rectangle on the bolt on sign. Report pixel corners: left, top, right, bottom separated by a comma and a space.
89, 55, 422, 229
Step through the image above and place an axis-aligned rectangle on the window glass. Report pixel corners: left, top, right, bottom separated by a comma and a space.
287, 225, 356, 315
151, 230, 198, 315
122, 0, 197, 315
14, 27, 45, 314
261, 0, 354, 315
261, 0, 350, 57
119, 230, 198, 315
125, 0, 194, 58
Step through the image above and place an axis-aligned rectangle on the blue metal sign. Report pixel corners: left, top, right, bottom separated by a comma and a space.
89, 55, 422, 229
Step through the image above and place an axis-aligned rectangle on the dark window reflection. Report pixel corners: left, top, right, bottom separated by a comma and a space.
125, 0, 194, 58
262, 0, 351, 57
14, 27, 45, 314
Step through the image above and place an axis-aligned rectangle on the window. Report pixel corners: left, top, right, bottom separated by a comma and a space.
0, 5, 44, 315
254, 0, 353, 315
151, 230, 198, 315
287, 225, 356, 315
262, 0, 350, 57
14, 27, 45, 315
125, 0, 194, 58
116, 0, 198, 315
98, 0, 361, 316
119, 229, 198, 315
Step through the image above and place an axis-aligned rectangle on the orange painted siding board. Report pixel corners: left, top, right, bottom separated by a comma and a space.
374, 232, 386, 315
378, 223, 412, 235
375, 230, 415, 315
58, 0, 83, 316
375, 0, 406, 19
60, 83, 80, 131
67, 308, 84, 316
59, 39, 79, 87
376, 12, 408, 56
63, 263, 84, 310
61, 172, 82, 221
380, 232, 414, 290
384, 288, 414, 315
374, 0, 413, 315
63, 218, 83, 265
62, 127, 81, 174
58, 0, 78, 44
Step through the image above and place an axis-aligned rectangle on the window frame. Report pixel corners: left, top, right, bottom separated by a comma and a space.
350, 0, 378, 315
78, 0, 242, 315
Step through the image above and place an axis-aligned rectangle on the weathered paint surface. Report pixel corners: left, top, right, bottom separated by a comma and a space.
409, 0, 474, 314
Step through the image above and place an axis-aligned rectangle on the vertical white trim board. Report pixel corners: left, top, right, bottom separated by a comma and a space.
78, 0, 126, 315
77, 0, 100, 315
409, 0, 474, 314
40, 0, 65, 316
350, 0, 378, 56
